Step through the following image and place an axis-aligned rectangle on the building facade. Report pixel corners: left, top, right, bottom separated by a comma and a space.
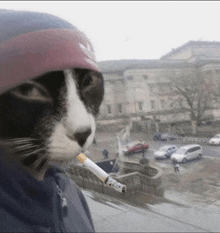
97, 41, 220, 125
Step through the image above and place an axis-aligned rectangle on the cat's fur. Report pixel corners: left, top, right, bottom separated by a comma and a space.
0, 68, 104, 179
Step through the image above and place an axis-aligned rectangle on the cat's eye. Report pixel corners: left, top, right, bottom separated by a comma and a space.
10, 81, 52, 102
81, 72, 100, 89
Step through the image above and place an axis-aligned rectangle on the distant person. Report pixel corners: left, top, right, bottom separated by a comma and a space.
173, 161, 180, 172
102, 149, 109, 159
93, 138, 97, 145
142, 145, 145, 157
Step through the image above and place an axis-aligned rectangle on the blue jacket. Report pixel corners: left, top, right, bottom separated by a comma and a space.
0, 148, 95, 232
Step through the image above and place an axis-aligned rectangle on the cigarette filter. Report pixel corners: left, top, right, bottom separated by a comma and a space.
76, 153, 127, 193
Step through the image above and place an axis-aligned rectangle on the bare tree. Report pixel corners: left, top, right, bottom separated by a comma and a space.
165, 68, 216, 134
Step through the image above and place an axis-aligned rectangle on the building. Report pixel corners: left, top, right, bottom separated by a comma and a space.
97, 41, 220, 126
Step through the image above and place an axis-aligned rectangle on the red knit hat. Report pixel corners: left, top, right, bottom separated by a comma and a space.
0, 9, 100, 93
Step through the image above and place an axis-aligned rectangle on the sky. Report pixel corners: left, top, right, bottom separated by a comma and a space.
2, 1, 220, 62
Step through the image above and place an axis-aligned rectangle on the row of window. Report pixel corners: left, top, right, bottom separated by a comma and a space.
106, 99, 183, 114
127, 75, 149, 80
107, 102, 143, 114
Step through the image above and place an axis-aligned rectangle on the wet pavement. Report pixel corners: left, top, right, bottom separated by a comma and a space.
83, 188, 220, 232
83, 132, 220, 232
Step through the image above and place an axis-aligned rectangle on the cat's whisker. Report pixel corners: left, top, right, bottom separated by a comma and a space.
13, 144, 40, 152
7, 137, 39, 142
31, 156, 48, 169
6, 139, 40, 146
20, 147, 46, 158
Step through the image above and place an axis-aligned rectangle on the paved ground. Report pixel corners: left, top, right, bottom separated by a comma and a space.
83, 188, 220, 232
78, 131, 220, 231
83, 132, 220, 232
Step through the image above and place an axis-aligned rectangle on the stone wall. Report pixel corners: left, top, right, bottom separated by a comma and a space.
66, 162, 164, 198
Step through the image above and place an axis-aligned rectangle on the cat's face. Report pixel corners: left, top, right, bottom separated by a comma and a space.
0, 68, 104, 171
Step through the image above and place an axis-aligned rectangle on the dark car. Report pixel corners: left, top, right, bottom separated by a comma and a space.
153, 132, 177, 141
153, 132, 163, 141
161, 133, 177, 141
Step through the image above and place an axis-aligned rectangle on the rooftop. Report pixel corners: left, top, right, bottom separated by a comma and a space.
98, 41, 220, 73
160, 40, 220, 60
98, 59, 190, 73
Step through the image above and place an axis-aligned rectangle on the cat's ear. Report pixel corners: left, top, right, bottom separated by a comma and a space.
9, 80, 53, 103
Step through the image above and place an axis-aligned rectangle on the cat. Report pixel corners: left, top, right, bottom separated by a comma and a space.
0, 68, 104, 179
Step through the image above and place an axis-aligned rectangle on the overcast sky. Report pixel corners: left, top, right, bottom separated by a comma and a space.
2, 1, 220, 61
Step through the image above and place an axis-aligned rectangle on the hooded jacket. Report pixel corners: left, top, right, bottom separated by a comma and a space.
0, 148, 95, 232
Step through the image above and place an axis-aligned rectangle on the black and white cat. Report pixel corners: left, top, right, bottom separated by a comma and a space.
0, 68, 104, 179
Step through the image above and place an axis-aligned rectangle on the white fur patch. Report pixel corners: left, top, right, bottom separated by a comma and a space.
48, 69, 96, 161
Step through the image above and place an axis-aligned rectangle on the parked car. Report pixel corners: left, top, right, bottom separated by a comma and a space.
170, 144, 202, 163
161, 133, 177, 141
153, 132, 177, 141
122, 141, 149, 155
197, 121, 212, 126
153, 132, 163, 141
154, 145, 178, 160
209, 134, 220, 145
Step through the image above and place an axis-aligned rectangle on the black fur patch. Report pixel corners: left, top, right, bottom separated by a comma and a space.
0, 69, 104, 173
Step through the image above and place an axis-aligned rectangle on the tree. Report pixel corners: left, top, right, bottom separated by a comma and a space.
165, 68, 217, 134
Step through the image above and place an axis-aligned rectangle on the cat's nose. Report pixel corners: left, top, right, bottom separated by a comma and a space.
68, 128, 92, 147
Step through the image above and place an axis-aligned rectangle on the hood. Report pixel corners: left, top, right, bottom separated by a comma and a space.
171, 153, 184, 159
0, 9, 100, 94
154, 151, 166, 157
0, 147, 65, 228
210, 138, 220, 142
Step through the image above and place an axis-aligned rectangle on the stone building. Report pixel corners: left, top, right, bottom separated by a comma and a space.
97, 41, 220, 126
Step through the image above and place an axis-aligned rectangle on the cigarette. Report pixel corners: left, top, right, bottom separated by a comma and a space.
76, 153, 127, 193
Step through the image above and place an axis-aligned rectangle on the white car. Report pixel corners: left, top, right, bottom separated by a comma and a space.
209, 134, 220, 145
154, 145, 178, 160
170, 144, 202, 163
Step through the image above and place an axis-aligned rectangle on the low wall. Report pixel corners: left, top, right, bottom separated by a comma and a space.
66, 162, 164, 198
121, 161, 158, 177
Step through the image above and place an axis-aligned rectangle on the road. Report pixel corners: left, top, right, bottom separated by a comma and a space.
146, 139, 220, 159
89, 132, 220, 162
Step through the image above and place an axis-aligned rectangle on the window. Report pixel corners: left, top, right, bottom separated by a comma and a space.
127, 75, 133, 81
151, 100, 155, 110
170, 102, 173, 108
107, 105, 111, 114
138, 102, 143, 111
206, 70, 212, 77
194, 146, 201, 151
215, 70, 220, 75
159, 85, 167, 94
118, 103, 122, 114
160, 99, 165, 109
149, 84, 155, 94
143, 75, 148, 80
